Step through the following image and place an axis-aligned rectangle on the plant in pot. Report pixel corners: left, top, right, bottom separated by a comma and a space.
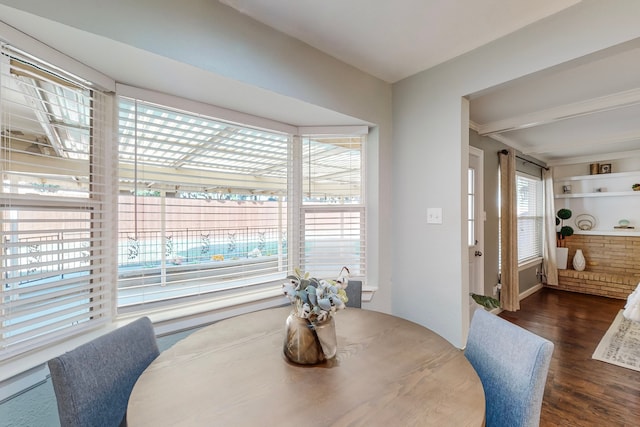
556, 208, 574, 269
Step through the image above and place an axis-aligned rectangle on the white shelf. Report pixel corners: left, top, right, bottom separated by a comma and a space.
555, 191, 640, 199
555, 171, 640, 182
554, 164, 640, 233
574, 229, 640, 237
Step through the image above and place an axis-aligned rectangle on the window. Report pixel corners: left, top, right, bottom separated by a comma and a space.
516, 172, 543, 263
467, 167, 476, 246
117, 98, 290, 310
298, 135, 366, 278
117, 97, 367, 311
0, 47, 112, 361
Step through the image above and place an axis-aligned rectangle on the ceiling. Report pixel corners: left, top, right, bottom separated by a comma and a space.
469, 37, 640, 166
219, 0, 640, 165
2, 1, 640, 165
219, 0, 581, 84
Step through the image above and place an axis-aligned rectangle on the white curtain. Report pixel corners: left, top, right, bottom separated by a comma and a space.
542, 168, 558, 286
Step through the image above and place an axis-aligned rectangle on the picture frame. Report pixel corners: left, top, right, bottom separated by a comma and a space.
599, 163, 612, 174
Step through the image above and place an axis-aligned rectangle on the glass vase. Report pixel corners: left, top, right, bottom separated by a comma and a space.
283, 312, 337, 365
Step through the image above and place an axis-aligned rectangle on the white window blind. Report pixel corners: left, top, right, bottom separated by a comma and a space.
0, 47, 112, 361
516, 173, 543, 263
298, 136, 365, 278
117, 98, 290, 311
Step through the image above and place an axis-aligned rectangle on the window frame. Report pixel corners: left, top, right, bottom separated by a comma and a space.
515, 171, 544, 266
114, 88, 368, 315
0, 46, 117, 366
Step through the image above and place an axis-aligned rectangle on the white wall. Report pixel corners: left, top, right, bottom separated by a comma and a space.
392, 0, 640, 348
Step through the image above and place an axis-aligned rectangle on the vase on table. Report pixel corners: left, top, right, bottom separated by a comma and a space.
283, 312, 337, 365
573, 249, 586, 271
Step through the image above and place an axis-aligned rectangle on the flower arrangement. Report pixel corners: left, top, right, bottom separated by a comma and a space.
282, 267, 350, 323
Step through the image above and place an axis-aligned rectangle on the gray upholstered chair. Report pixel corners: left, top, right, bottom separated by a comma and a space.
48, 316, 159, 427
465, 309, 554, 427
345, 279, 362, 308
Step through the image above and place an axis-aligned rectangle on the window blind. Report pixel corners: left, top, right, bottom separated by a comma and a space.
117, 98, 290, 310
298, 136, 366, 279
516, 173, 543, 263
0, 48, 112, 361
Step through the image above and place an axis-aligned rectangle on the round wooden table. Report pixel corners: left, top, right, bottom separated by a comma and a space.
127, 307, 485, 426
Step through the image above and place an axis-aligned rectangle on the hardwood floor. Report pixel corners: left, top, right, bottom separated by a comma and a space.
499, 287, 640, 427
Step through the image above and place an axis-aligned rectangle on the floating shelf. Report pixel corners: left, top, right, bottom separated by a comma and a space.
555, 171, 640, 182
555, 191, 640, 199
574, 229, 640, 237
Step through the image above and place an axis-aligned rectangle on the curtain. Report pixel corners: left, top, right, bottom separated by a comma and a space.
499, 150, 520, 311
542, 168, 558, 286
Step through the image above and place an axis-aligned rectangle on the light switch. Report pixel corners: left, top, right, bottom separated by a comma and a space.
427, 208, 442, 224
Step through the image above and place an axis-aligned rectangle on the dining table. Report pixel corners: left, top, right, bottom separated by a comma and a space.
127, 306, 485, 426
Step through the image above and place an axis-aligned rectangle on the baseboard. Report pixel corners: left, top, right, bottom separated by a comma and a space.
520, 283, 544, 301
488, 283, 544, 316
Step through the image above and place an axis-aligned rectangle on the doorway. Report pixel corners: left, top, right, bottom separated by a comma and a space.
468, 146, 485, 318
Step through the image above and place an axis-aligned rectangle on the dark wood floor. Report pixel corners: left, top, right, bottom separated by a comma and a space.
499, 287, 640, 427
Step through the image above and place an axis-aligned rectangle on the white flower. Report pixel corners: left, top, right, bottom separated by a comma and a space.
282, 267, 350, 323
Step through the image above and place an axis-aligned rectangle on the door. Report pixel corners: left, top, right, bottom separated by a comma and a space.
468, 147, 485, 317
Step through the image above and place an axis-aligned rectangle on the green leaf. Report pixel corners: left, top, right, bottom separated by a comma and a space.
470, 293, 500, 309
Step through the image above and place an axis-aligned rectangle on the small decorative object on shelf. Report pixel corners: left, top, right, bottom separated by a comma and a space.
614, 219, 634, 229
574, 214, 596, 231
590, 163, 599, 175
633, 183, 640, 191
282, 267, 349, 365
562, 185, 572, 194
599, 163, 612, 174
573, 249, 586, 271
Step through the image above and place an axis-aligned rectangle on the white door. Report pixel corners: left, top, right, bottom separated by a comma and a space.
468, 147, 485, 317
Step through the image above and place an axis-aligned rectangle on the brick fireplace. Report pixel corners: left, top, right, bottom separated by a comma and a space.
551, 234, 640, 299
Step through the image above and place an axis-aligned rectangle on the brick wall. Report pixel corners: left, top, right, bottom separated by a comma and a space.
552, 234, 640, 299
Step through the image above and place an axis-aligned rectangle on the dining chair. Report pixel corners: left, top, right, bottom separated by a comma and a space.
465, 309, 554, 427
345, 279, 362, 308
48, 316, 159, 427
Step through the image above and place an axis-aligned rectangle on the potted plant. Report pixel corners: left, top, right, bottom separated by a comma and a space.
556, 208, 574, 269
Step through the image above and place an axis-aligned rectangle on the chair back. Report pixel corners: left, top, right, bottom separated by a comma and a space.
48, 316, 159, 427
345, 280, 362, 308
465, 309, 554, 427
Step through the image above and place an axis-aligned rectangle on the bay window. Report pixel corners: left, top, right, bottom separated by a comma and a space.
0, 49, 368, 363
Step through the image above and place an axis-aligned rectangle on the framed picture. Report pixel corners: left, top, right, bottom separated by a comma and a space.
599, 163, 612, 174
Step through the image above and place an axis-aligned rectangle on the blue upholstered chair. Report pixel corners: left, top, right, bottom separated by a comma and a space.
465, 309, 554, 427
48, 316, 159, 427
